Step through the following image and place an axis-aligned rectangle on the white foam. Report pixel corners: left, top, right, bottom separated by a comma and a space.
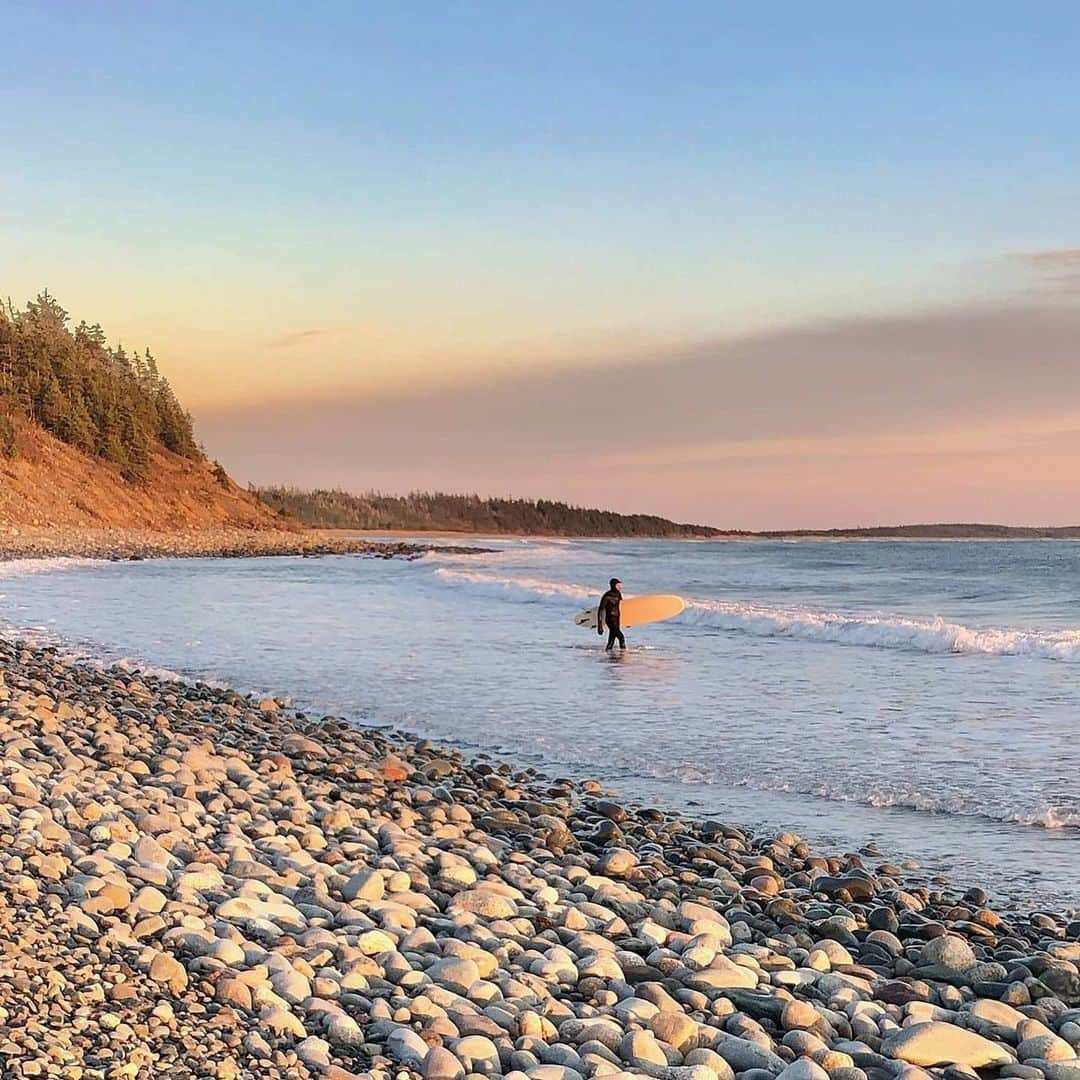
683, 599, 1080, 661
423, 541, 583, 567
432, 566, 594, 602
0, 556, 101, 578
112, 656, 189, 683
429, 565, 1080, 661
730, 774, 1080, 830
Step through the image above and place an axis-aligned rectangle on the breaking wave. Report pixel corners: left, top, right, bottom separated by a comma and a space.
730, 775, 1080, 830
433, 566, 595, 603
430, 567, 1080, 661
0, 556, 101, 580
683, 599, 1080, 661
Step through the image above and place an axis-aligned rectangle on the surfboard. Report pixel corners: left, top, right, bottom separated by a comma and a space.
574, 594, 686, 630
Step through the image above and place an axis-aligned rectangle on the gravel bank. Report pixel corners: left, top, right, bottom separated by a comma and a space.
0, 526, 490, 562
2, 638, 1079, 1080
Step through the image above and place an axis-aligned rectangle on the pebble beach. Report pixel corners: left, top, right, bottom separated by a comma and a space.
2, 636, 1079, 1080
0, 527, 489, 563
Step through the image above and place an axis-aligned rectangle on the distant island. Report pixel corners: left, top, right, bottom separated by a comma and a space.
754, 523, 1080, 540
255, 487, 1080, 540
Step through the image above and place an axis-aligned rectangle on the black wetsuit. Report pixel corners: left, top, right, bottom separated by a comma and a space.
598, 588, 625, 650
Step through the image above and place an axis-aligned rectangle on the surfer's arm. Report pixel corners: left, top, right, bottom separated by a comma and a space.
597, 596, 605, 634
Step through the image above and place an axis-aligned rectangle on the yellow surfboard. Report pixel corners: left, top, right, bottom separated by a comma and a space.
575, 593, 685, 630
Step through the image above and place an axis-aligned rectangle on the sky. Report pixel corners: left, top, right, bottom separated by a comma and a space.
3, 1, 1080, 528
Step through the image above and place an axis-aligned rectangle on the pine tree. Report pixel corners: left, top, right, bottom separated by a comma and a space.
0, 291, 201, 468
119, 402, 150, 483
0, 413, 16, 458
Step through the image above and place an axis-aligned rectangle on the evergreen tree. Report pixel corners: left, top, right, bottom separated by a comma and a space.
0, 290, 202, 480
253, 487, 718, 537
0, 413, 16, 458
119, 402, 150, 483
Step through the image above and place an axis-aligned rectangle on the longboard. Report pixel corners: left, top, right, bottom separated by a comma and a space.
575, 593, 685, 630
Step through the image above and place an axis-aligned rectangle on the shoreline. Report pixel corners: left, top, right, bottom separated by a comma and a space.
336, 528, 1080, 544
0, 525, 492, 563
2, 525, 1075, 559
3, 637, 1080, 1079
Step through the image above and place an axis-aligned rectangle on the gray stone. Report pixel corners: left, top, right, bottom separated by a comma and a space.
428, 956, 481, 995
881, 1023, 1013, 1069
650, 1012, 700, 1054
457, 1035, 501, 1071
343, 868, 385, 902
1018, 1036, 1076, 1064
1028, 1062, 1080, 1080
388, 1026, 432, 1065
425, 1046, 468, 1080
296, 1037, 331, 1069
715, 1037, 786, 1075
621, 1030, 669, 1069
777, 1061, 831, 1080
918, 936, 977, 974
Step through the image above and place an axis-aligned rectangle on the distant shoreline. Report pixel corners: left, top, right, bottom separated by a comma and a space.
340, 525, 1080, 542
1, 524, 1076, 564
254, 487, 1080, 541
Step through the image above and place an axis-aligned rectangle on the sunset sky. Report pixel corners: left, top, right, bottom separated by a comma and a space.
4, 2, 1079, 528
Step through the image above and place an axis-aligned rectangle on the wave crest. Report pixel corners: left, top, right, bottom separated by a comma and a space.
684, 600, 1080, 660
732, 775, 1080, 830
428, 567, 1080, 661
433, 567, 594, 602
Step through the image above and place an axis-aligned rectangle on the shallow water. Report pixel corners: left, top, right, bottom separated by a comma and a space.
2, 539, 1078, 908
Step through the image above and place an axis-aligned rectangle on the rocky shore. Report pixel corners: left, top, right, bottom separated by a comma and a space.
2, 639, 1079, 1080
0, 526, 490, 562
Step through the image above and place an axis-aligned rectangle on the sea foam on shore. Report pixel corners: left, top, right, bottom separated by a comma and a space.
3, 638, 1080, 1080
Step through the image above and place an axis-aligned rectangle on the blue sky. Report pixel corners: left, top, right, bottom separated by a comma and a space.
8, 3, 1078, 335
3, 2, 1079, 524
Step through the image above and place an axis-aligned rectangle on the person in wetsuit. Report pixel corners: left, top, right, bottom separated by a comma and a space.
598, 577, 625, 651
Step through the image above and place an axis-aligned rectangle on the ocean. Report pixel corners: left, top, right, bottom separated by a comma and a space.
2, 538, 1077, 908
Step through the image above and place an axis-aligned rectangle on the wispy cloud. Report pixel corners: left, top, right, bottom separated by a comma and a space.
1011, 247, 1080, 293
196, 300, 1080, 529
1013, 247, 1080, 268
267, 325, 376, 349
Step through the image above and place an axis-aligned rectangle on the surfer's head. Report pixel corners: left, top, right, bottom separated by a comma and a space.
610, 577, 621, 591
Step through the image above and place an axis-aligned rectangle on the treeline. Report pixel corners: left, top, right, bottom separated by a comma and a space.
256, 487, 720, 537
0, 291, 199, 481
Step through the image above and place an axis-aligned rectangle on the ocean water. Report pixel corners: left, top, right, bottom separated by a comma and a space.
2, 539, 1078, 908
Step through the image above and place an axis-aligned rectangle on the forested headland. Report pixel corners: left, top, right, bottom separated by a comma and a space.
255, 487, 721, 537
0, 291, 278, 532
255, 488, 1080, 540
0, 291, 199, 482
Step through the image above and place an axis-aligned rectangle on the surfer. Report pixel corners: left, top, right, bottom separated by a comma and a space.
598, 578, 626, 651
